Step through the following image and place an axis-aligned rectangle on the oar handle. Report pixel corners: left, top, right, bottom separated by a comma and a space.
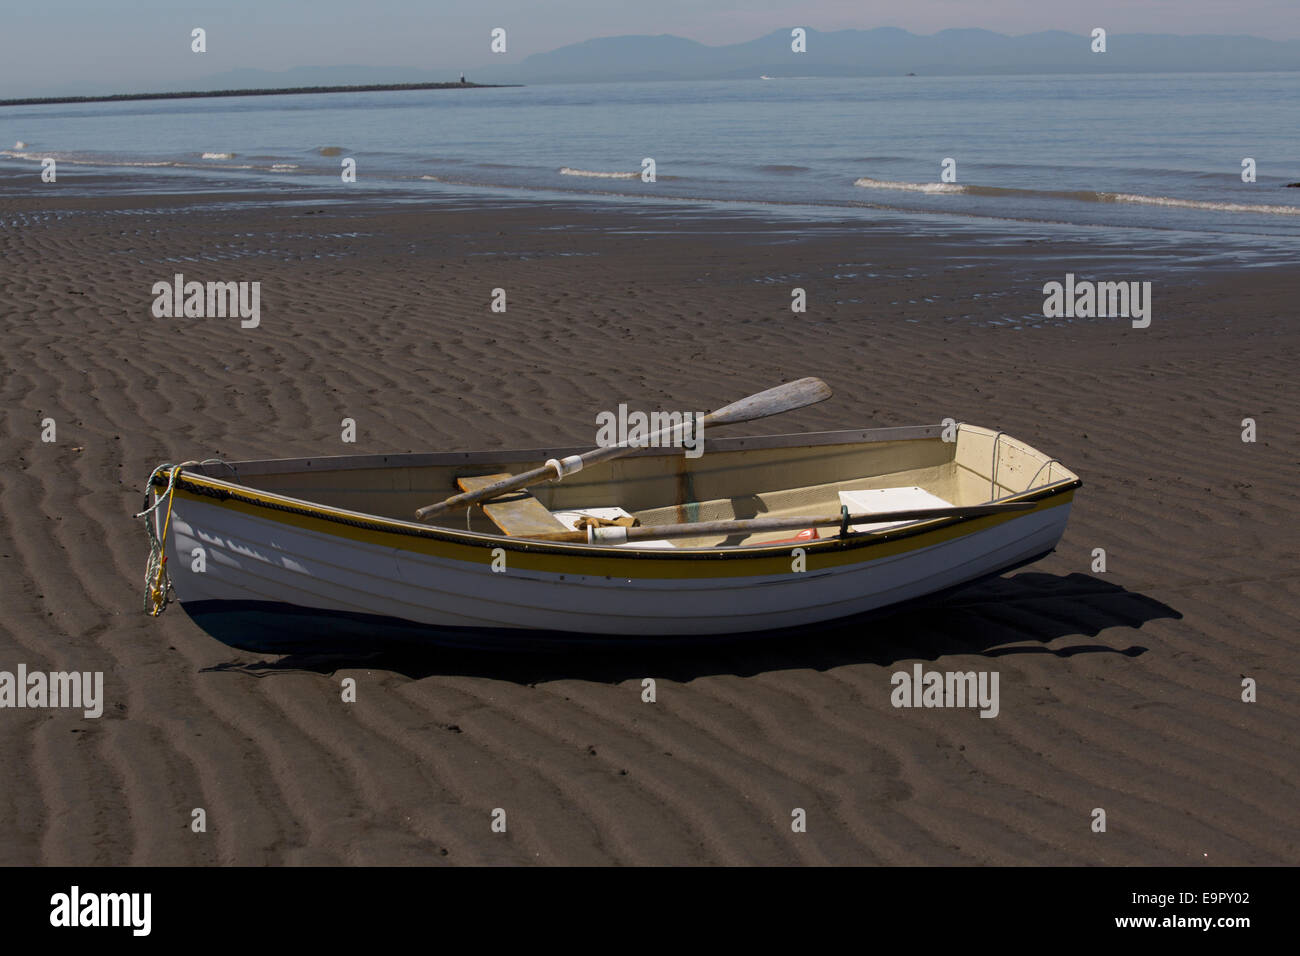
415, 429, 693, 520
414, 431, 676, 520
415, 463, 553, 520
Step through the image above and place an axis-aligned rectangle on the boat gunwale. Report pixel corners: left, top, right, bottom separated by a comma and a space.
153, 424, 1082, 562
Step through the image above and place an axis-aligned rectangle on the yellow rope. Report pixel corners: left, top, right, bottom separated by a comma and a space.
138, 459, 232, 618
146, 465, 184, 616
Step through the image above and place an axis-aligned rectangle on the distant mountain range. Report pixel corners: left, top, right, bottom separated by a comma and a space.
503, 28, 1300, 81
195, 28, 1300, 91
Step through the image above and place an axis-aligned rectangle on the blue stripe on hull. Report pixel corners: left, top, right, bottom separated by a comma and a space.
180, 547, 1054, 654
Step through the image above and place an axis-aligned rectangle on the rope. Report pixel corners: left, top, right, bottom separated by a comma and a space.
134, 459, 231, 616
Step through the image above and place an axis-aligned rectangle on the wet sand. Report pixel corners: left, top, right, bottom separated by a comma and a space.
0, 179, 1296, 864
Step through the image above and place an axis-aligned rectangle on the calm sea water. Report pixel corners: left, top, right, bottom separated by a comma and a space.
4, 73, 1300, 256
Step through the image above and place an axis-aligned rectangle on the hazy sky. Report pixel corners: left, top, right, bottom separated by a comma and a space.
6, 0, 1300, 96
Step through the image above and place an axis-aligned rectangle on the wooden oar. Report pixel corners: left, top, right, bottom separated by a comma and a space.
526, 501, 1037, 544
415, 377, 831, 521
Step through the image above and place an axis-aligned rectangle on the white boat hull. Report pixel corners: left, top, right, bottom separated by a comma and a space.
164, 492, 1072, 650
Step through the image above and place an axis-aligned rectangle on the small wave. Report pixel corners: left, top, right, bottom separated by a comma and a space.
1, 149, 179, 167
270, 164, 298, 171
1099, 192, 1300, 215
318, 146, 344, 156
854, 177, 964, 194
758, 164, 810, 174
201, 152, 236, 160
854, 177, 1300, 216
560, 167, 637, 179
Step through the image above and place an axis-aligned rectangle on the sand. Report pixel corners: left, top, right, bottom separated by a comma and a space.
0, 177, 1297, 864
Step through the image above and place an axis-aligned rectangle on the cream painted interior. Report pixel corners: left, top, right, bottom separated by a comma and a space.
217, 425, 1076, 548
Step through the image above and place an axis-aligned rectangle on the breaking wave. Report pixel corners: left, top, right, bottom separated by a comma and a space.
854, 177, 1300, 215
559, 167, 638, 179
854, 177, 965, 194
0, 149, 259, 170
1099, 192, 1300, 215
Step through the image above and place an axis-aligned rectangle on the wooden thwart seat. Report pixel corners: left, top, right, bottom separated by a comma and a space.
455, 474, 569, 537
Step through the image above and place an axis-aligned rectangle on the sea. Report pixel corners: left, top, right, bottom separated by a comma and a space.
3, 72, 1299, 266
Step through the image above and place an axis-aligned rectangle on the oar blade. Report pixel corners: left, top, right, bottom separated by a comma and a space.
706, 377, 831, 426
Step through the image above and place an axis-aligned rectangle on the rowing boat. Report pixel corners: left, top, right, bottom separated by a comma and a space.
138, 421, 1080, 651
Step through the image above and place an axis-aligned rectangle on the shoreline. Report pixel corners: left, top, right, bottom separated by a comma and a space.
3, 169, 1293, 278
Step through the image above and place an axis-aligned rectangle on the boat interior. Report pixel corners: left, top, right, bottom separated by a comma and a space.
187, 424, 1078, 549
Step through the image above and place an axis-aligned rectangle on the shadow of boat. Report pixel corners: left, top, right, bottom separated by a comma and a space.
198, 571, 1179, 683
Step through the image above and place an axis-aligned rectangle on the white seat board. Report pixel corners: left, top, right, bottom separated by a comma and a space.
550, 507, 676, 549
838, 486, 954, 534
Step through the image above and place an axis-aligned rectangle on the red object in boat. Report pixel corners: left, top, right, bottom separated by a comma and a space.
747, 527, 819, 546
